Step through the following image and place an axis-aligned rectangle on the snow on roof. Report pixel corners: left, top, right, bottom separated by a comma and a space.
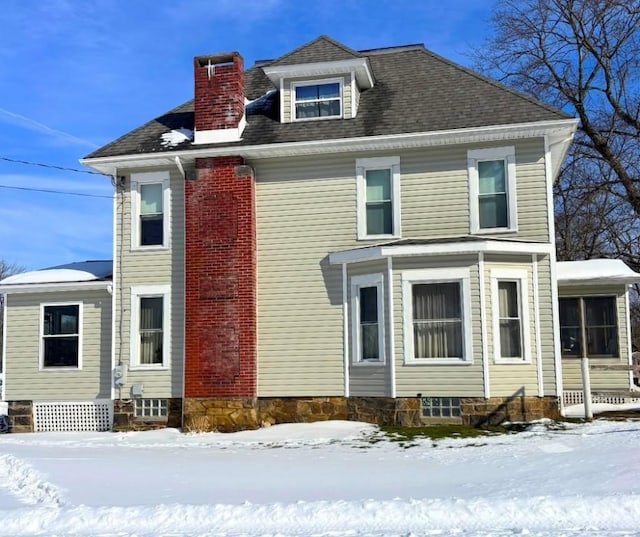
0, 260, 113, 286
557, 258, 640, 285
160, 128, 193, 147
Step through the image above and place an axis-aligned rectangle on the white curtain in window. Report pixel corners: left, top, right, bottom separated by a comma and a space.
498, 281, 522, 358
139, 297, 163, 364
413, 283, 462, 358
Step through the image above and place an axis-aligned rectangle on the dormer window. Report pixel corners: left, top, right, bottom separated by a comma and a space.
293, 80, 342, 120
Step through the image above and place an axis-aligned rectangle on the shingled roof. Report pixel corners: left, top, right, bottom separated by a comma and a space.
85, 35, 571, 160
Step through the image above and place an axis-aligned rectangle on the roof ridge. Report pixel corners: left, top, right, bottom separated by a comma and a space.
416, 47, 572, 119
358, 43, 425, 55
270, 35, 361, 65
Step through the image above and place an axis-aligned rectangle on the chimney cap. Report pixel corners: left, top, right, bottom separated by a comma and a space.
195, 52, 241, 68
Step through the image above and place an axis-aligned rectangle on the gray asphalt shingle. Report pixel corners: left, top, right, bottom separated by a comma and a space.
85, 36, 570, 160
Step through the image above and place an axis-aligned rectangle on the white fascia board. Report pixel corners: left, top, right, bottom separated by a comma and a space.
0, 281, 111, 294
262, 58, 374, 89
329, 240, 553, 265
81, 119, 578, 175
558, 276, 640, 286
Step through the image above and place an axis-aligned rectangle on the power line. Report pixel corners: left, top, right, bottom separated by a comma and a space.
0, 156, 110, 177
0, 184, 112, 199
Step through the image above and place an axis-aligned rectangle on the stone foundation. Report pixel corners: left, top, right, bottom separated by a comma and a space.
460, 396, 560, 425
183, 397, 259, 432
1, 395, 560, 433
112, 398, 182, 432
7, 401, 34, 433
179, 395, 560, 432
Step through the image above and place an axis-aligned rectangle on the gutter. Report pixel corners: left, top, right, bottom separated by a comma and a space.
81, 119, 578, 176
0, 281, 111, 294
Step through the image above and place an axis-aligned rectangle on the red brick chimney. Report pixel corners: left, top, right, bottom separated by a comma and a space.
193, 52, 245, 144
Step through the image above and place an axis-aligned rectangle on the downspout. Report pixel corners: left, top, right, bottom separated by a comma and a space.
342, 263, 349, 397
387, 256, 396, 398
1, 292, 7, 401
544, 135, 564, 410
532, 254, 544, 396
176, 157, 187, 428
478, 252, 490, 398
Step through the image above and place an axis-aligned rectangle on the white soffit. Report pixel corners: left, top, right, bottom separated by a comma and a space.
262, 58, 374, 89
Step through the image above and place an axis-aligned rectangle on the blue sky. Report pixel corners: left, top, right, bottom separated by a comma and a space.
0, 0, 494, 270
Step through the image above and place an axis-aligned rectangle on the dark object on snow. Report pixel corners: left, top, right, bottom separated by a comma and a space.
0, 414, 8, 433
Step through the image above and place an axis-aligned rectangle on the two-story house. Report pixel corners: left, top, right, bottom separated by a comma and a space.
2, 36, 638, 432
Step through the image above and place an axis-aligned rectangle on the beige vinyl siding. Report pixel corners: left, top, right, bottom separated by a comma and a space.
353, 79, 361, 116
347, 260, 391, 396
114, 167, 184, 398
386, 139, 549, 242
558, 284, 630, 391
255, 155, 356, 396
4, 289, 111, 400
536, 256, 558, 394
282, 75, 352, 123
253, 138, 552, 397
483, 256, 540, 397
393, 255, 485, 397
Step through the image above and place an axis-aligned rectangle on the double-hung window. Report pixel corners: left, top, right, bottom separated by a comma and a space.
490, 269, 530, 363
351, 274, 385, 364
130, 285, 171, 369
402, 268, 472, 364
41, 303, 82, 368
468, 146, 517, 233
356, 157, 401, 239
131, 171, 170, 249
559, 296, 618, 357
293, 80, 342, 120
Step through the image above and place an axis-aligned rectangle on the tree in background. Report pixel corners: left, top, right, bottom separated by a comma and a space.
0, 260, 25, 370
473, 0, 640, 271
474, 0, 640, 351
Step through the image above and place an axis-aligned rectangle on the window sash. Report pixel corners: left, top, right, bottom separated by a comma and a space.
135, 179, 166, 248
294, 83, 341, 119
365, 169, 392, 235
42, 305, 80, 368
559, 297, 618, 357
359, 286, 380, 361
412, 282, 463, 359
497, 281, 522, 358
478, 159, 508, 229
139, 296, 164, 365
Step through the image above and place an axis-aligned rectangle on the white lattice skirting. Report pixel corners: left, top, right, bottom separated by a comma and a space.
34, 400, 113, 432
563, 390, 640, 406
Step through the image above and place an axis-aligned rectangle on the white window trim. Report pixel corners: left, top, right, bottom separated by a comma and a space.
39, 302, 83, 371
468, 146, 517, 234
356, 156, 401, 240
130, 171, 171, 251
401, 267, 473, 365
490, 268, 531, 364
291, 78, 343, 122
130, 285, 171, 371
351, 273, 385, 366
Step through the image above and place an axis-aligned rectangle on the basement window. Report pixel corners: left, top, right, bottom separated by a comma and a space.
135, 399, 168, 418
421, 397, 461, 418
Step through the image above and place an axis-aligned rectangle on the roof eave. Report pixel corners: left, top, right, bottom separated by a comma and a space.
329, 239, 553, 265
81, 118, 578, 175
0, 280, 112, 294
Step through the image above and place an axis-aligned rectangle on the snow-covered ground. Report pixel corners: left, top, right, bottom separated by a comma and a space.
1, 419, 639, 536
